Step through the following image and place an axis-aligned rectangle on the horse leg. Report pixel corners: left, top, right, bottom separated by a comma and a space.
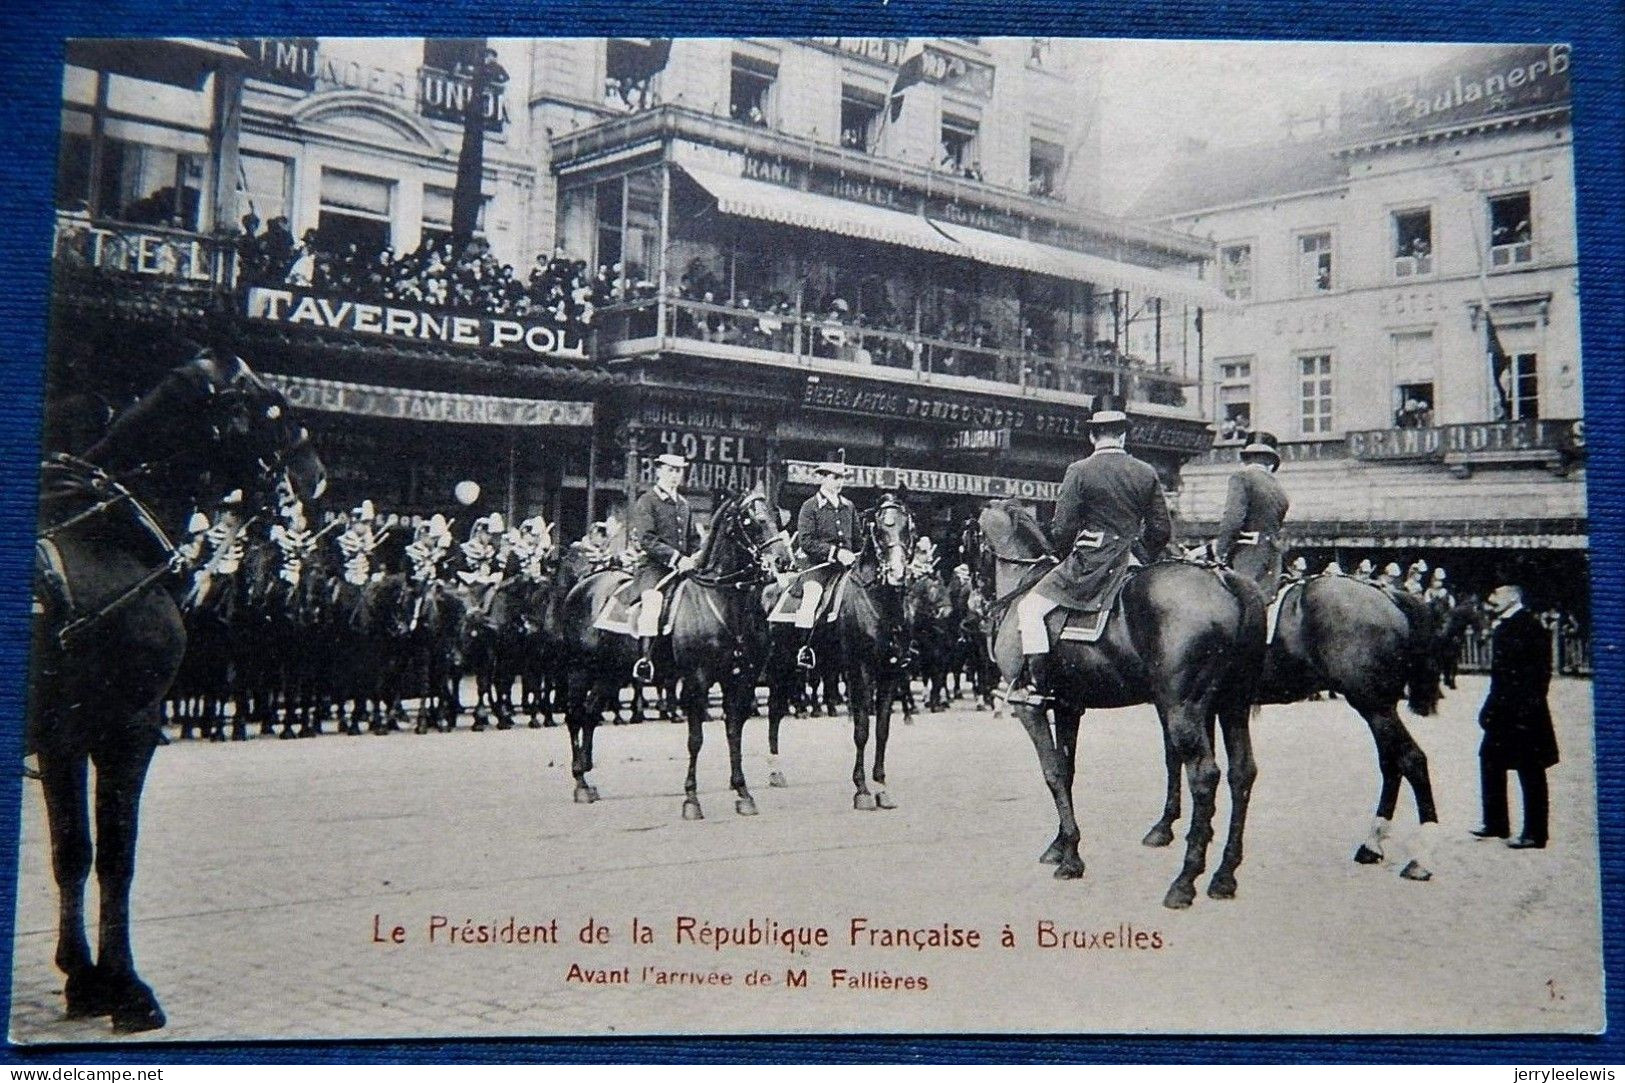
88, 731, 165, 1032
681, 674, 706, 820
1163, 705, 1222, 910
1015, 701, 1084, 878
849, 665, 877, 810
1353, 703, 1403, 866
766, 651, 789, 788
1142, 726, 1184, 848
1359, 702, 1439, 880
872, 673, 898, 809
726, 675, 758, 816
38, 750, 100, 1017
1207, 702, 1258, 900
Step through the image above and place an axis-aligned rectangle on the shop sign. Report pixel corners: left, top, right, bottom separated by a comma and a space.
1339, 44, 1570, 138
786, 460, 1058, 501
640, 430, 768, 492
1272, 304, 1349, 338
264, 374, 593, 427
1200, 440, 1347, 465
637, 398, 769, 436
1376, 289, 1444, 319
246, 286, 588, 360
803, 39, 995, 97
942, 428, 1010, 452
927, 198, 1023, 237
1346, 418, 1584, 461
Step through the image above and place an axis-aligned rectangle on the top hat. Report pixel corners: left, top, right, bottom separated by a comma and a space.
1240, 431, 1282, 464
814, 461, 851, 479
653, 453, 688, 470
1086, 394, 1129, 427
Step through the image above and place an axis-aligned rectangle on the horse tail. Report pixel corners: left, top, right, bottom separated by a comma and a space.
1213, 567, 1268, 708
1390, 590, 1442, 717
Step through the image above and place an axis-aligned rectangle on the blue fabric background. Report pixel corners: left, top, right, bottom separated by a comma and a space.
0, 0, 1618, 1063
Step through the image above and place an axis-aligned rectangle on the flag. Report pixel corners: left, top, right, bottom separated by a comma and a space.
1485, 310, 1514, 420
887, 40, 927, 122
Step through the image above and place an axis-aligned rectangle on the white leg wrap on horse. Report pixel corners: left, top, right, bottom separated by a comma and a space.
1410, 820, 1440, 870
1016, 592, 1056, 655
637, 590, 663, 637
794, 581, 823, 630
1365, 816, 1392, 856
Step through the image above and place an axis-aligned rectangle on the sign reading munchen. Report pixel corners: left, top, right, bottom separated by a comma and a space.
245, 286, 588, 359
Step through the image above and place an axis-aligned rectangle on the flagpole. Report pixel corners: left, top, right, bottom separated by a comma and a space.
1466, 204, 1512, 420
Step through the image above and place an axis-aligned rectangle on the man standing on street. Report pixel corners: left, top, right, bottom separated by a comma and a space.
1473, 578, 1559, 849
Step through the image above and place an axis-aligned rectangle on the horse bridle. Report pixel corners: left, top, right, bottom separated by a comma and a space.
695, 491, 787, 588
863, 501, 916, 583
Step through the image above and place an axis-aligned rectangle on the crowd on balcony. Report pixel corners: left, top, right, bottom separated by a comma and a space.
233, 215, 634, 338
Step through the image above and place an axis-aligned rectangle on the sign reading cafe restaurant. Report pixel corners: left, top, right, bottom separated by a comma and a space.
245, 286, 588, 360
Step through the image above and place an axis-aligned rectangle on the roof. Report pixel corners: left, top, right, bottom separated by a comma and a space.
1130, 137, 1349, 222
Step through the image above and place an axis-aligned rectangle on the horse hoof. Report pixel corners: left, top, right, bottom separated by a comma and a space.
768, 771, 788, 788
682, 799, 704, 821
1141, 824, 1176, 848
1399, 860, 1433, 882
1354, 844, 1385, 865
111, 999, 166, 1034
1163, 884, 1196, 910
63, 972, 113, 1018
735, 797, 758, 817
874, 791, 897, 810
1038, 841, 1064, 865
573, 784, 598, 804
853, 792, 878, 811
1207, 875, 1238, 900
1052, 860, 1085, 880
496, 719, 514, 731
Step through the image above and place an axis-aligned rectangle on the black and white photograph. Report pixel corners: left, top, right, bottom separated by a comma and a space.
10, 34, 1602, 1041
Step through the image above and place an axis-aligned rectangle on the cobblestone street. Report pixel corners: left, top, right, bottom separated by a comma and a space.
8, 677, 1604, 1043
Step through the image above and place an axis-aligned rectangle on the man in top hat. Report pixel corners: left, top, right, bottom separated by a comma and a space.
1215, 430, 1290, 596
627, 453, 698, 681
1472, 576, 1559, 849
788, 461, 859, 636
1010, 396, 1172, 706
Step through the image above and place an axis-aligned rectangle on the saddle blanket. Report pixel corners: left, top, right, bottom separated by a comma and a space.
1052, 561, 1138, 644
1266, 581, 1298, 644
766, 569, 851, 625
593, 578, 690, 638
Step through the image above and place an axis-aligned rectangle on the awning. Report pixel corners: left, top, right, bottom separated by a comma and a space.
678, 164, 1238, 312
679, 165, 965, 260
65, 38, 250, 90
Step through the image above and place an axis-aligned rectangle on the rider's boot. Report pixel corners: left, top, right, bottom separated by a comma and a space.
632, 637, 656, 683
1005, 653, 1050, 708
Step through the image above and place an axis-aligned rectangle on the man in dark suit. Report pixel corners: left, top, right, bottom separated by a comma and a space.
627, 453, 697, 681
1008, 398, 1172, 706
789, 461, 859, 628
1216, 431, 1291, 595
1472, 579, 1559, 848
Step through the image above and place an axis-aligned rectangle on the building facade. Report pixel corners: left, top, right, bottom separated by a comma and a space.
1138, 44, 1586, 613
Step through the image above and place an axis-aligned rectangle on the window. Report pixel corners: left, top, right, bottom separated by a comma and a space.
1216, 358, 1253, 443
318, 169, 392, 253
729, 55, 776, 126
238, 153, 291, 228
1394, 381, 1435, 428
594, 177, 624, 269
940, 113, 980, 178
1392, 208, 1432, 277
840, 86, 885, 153
1299, 353, 1333, 435
604, 38, 668, 113
1028, 137, 1064, 197
1496, 351, 1539, 420
1489, 192, 1532, 267
1297, 231, 1333, 293
55, 133, 93, 214
1218, 244, 1253, 301
420, 184, 488, 250
62, 137, 206, 228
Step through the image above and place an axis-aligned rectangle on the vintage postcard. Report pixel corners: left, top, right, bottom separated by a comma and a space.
9, 35, 1602, 1042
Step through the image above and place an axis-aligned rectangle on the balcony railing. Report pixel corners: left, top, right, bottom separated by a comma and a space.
597, 295, 1196, 410
52, 212, 238, 288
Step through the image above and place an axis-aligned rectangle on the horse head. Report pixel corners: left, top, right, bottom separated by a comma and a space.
864, 491, 915, 587
976, 500, 1054, 597
702, 487, 795, 577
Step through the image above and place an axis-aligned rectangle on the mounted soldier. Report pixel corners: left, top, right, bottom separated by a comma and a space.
1215, 431, 1290, 596
1424, 566, 1455, 609
456, 513, 507, 609
406, 513, 454, 586
1354, 558, 1377, 582
773, 461, 859, 663
626, 452, 698, 682
1008, 397, 1172, 706
1403, 559, 1430, 595
335, 500, 380, 588
1378, 562, 1404, 590
185, 496, 247, 611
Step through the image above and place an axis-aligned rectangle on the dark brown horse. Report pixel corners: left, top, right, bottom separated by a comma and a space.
765, 493, 917, 809
30, 350, 325, 1031
975, 500, 1265, 909
1142, 572, 1447, 880
558, 489, 792, 812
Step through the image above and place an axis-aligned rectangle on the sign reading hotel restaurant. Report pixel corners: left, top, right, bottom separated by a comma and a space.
786, 460, 1059, 502
639, 430, 768, 492
264, 374, 593, 427
1339, 44, 1570, 137
246, 286, 588, 359
1347, 418, 1584, 462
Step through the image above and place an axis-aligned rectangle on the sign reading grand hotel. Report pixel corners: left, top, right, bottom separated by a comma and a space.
245, 286, 588, 360
1347, 418, 1585, 461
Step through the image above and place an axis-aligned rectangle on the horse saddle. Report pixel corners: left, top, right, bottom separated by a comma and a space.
767, 565, 849, 625
593, 575, 690, 638
1267, 579, 1306, 645
1052, 559, 1140, 644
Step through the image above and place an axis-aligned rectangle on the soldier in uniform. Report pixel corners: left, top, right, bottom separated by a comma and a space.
1009, 399, 1172, 706
1354, 558, 1377, 582
627, 453, 698, 681
406, 514, 454, 585
1424, 567, 1455, 608
1215, 431, 1290, 596
1403, 559, 1430, 595
335, 501, 380, 587
187, 500, 246, 611
788, 461, 859, 637
1378, 562, 1404, 590
269, 493, 315, 590
456, 513, 506, 609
